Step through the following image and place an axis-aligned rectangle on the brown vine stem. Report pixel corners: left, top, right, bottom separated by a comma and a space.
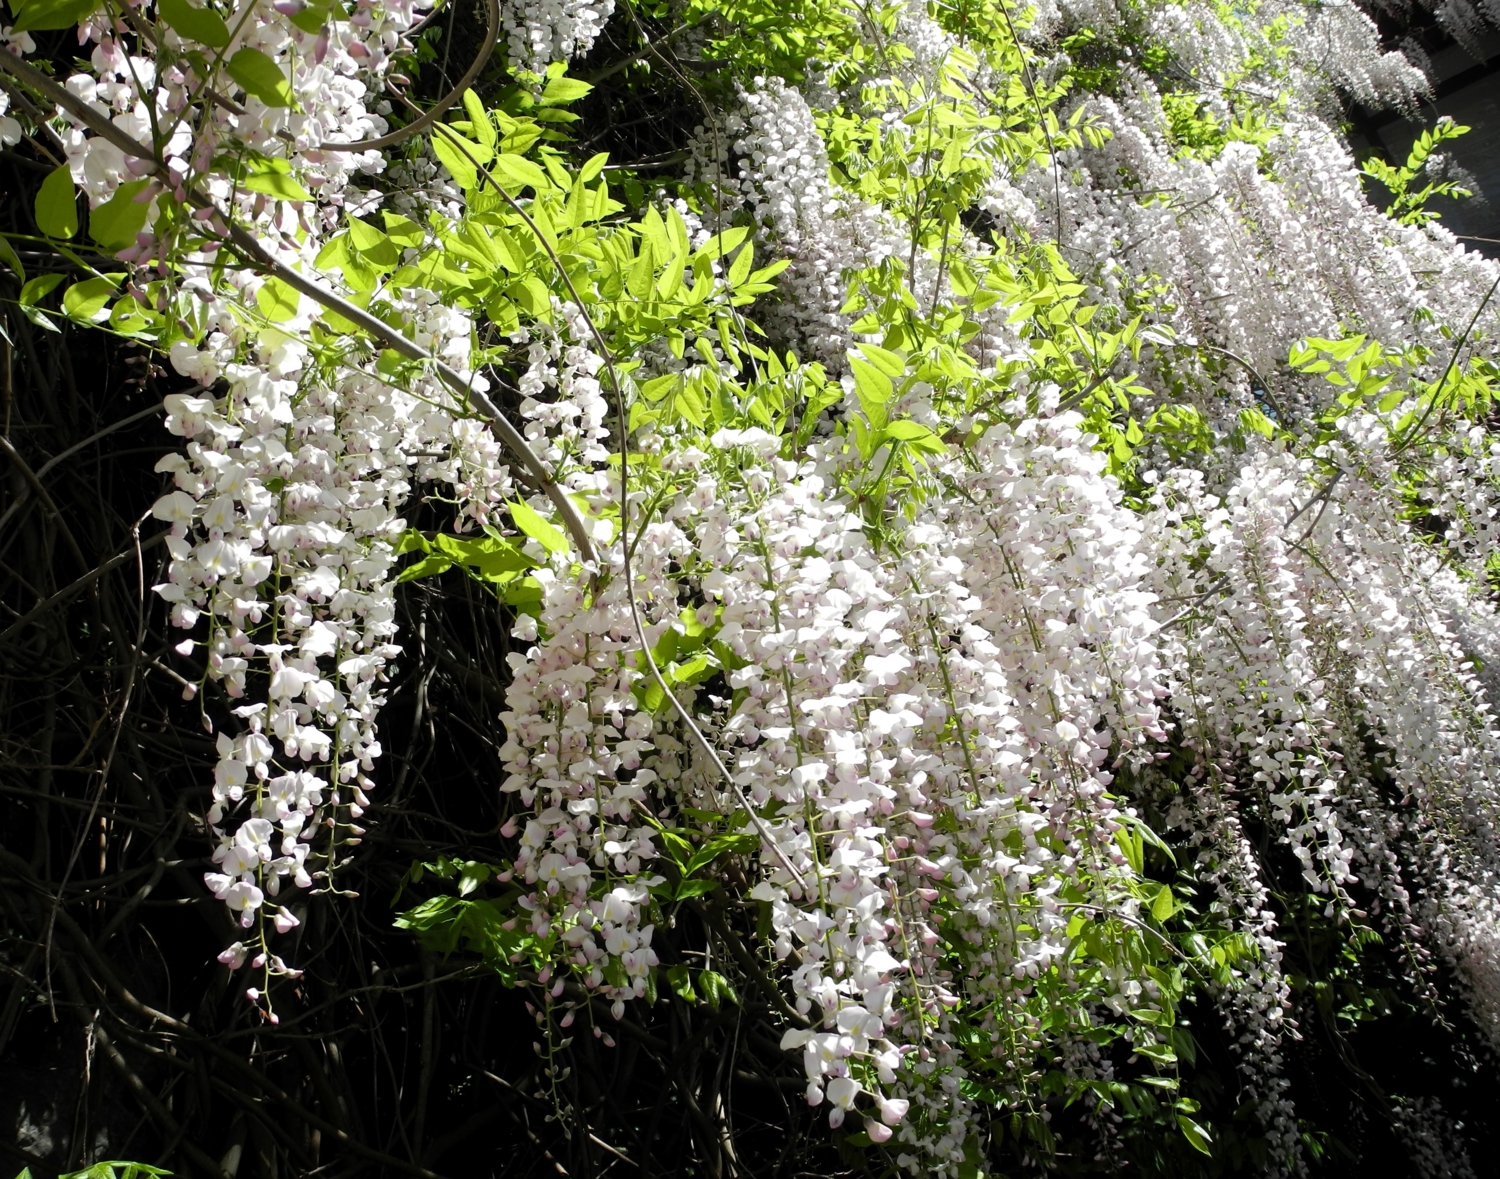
0, 858, 464, 1179
0, 47, 598, 566
0, 532, 166, 645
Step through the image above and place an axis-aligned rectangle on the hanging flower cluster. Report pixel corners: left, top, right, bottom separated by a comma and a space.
500, 0, 615, 76
496, 407, 1179, 1161
13, 0, 534, 1003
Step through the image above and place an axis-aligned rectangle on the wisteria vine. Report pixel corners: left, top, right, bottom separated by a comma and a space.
8, 0, 1500, 1171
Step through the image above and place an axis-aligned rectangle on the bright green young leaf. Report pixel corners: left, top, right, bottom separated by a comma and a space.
57, 1164, 173, 1179
227, 47, 295, 108
382, 213, 425, 248
696, 226, 750, 262
34, 165, 78, 239
578, 152, 608, 184
489, 154, 549, 193
19, 273, 64, 305
849, 355, 892, 429
885, 419, 935, 443
396, 553, 454, 583
508, 499, 569, 555
456, 861, 491, 896
256, 276, 300, 321
62, 275, 121, 321
540, 74, 592, 106
727, 241, 755, 287
242, 168, 311, 201
346, 217, 387, 252
347, 216, 397, 266
431, 130, 488, 191
461, 89, 497, 149
158, 0, 230, 46
1239, 406, 1276, 439
314, 232, 350, 270
396, 529, 430, 555
89, 180, 151, 250
858, 343, 906, 377
1134, 1040, 1177, 1066
431, 533, 536, 580
11, 0, 99, 31
288, 2, 331, 33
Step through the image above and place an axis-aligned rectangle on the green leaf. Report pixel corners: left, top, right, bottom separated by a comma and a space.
158, 0, 230, 46
1177, 1115, 1213, 1156
695, 226, 750, 262
431, 130, 488, 191
727, 240, 754, 287
885, 419, 935, 443
347, 215, 398, 265
242, 168, 311, 202
665, 963, 696, 1002
1239, 406, 1275, 439
849, 355, 892, 429
35, 165, 78, 239
490, 153, 549, 193
578, 152, 608, 184
1150, 884, 1176, 923
858, 342, 906, 377
11, 0, 99, 32
396, 553, 454, 583
456, 861, 491, 896
657, 829, 694, 866
1116, 811, 1174, 867
674, 878, 720, 900
674, 379, 706, 428
19, 273, 64, 305
62, 275, 121, 321
540, 75, 592, 106
288, 2, 331, 33
0, 236, 25, 284
1134, 1040, 1177, 1066
227, 47, 294, 108
640, 373, 680, 404
461, 89, 497, 148
698, 969, 738, 1010
314, 232, 350, 270
508, 499, 569, 555
668, 652, 713, 684
89, 180, 151, 250
432, 533, 536, 579
256, 276, 300, 321
382, 213, 425, 248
